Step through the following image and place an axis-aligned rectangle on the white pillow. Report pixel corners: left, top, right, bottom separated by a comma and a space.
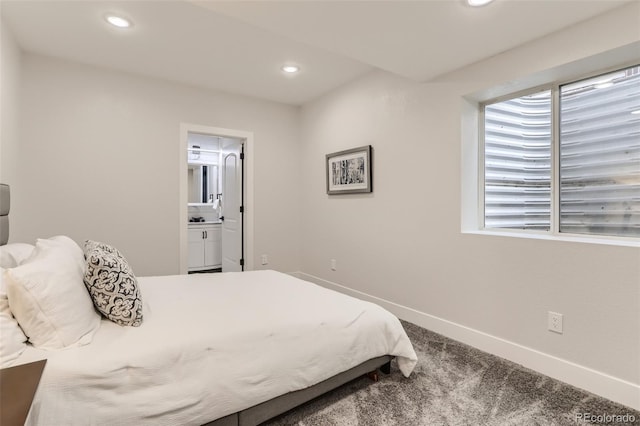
0, 267, 27, 367
37, 235, 84, 270
0, 243, 35, 268
5, 238, 101, 350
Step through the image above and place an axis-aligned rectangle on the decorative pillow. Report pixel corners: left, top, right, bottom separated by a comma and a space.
5, 238, 101, 350
0, 243, 35, 268
83, 240, 143, 327
0, 267, 27, 367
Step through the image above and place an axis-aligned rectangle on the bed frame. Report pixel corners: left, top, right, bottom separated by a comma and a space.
204, 356, 392, 426
0, 184, 9, 246
0, 185, 394, 426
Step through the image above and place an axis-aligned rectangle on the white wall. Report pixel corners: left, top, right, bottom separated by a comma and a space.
298, 3, 640, 406
14, 53, 301, 276
0, 21, 21, 188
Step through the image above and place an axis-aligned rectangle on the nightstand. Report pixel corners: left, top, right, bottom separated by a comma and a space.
0, 359, 47, 426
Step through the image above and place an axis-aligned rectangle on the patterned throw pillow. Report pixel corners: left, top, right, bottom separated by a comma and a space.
83, 240, 143, 327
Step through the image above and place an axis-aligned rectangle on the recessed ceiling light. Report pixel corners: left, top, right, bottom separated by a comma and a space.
282, 65, 300, 74
467, 0, 494, 6
105, 14, 132, 29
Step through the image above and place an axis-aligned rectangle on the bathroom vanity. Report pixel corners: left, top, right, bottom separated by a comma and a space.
188, 222, 222, 272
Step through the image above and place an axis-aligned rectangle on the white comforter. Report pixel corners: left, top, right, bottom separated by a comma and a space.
18, 270, 417, 426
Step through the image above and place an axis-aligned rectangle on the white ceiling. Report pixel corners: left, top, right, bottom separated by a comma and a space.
1, 0, 632, 106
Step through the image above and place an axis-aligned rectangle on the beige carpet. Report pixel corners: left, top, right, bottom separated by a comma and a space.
265, 321, 639, 426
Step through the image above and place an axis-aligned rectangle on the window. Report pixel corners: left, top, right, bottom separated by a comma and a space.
484, 90, 552, 230
482, 65, 640, 238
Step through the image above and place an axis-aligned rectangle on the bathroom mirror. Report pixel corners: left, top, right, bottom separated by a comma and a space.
188, 164, 218, 204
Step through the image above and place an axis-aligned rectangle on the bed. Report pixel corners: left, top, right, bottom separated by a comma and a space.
0, 184, 418, 425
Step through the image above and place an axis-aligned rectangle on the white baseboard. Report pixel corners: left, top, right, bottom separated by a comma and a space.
292, 271, 640, 411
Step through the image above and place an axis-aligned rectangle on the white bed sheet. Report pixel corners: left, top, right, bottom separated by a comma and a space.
18, 270, 418, 426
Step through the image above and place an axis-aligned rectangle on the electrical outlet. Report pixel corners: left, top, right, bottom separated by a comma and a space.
548, 311, 563, 334
331, 259, 337, 271
260, 254, 268, 265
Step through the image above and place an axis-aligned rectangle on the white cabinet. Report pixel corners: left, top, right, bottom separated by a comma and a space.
188, 224, 221, 271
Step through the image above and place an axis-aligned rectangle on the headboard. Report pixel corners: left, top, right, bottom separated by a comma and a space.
0, 184, 9, 245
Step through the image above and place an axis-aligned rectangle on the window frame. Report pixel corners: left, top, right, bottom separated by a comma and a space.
478, 63, 640, 244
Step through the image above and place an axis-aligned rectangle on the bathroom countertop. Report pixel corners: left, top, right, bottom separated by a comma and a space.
188, 220, 222, 225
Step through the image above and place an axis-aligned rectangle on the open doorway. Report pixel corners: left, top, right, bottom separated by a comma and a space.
179, 123, 254, 274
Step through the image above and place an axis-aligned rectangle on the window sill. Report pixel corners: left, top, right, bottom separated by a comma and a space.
462, 229, 640, 248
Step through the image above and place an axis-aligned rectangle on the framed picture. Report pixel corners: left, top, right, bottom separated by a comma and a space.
326, 145, 372, 195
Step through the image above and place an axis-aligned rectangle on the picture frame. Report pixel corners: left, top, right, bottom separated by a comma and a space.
326, 145, 372, 195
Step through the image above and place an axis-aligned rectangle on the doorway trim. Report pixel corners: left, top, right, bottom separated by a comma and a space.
179, 123, 254, 274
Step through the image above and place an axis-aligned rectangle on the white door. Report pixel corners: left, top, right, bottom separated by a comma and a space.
221, 139, 243, 272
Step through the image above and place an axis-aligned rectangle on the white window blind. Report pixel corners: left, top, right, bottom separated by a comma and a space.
484, 91, 552, 230
560, 66, 640, 237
